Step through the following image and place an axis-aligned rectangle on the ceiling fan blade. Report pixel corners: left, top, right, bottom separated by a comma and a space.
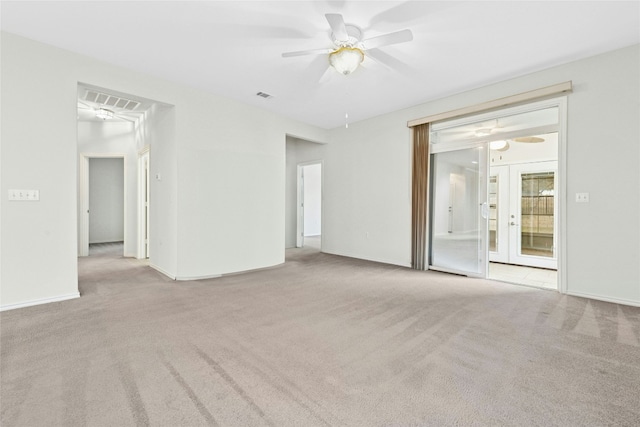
363, 50, 393, 71
365, 49, 412, 75
513, 136, 545, 143
318, 66, 335, 84
77, 100, 94, 109
282, 47, 333, 58
363, 29, 413, 50
117, 115, 137, 123
325, 13, 349, 42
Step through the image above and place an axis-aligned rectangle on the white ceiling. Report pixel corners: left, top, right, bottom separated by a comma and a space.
2, 1, 639, 129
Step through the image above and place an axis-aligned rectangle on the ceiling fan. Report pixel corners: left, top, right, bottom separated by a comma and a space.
282, 13, 413, 76
77, 101, 139, 122
490, 136, 546, 151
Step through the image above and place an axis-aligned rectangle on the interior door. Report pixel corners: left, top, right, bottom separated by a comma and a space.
430, 145, 488, 277
509, 161, 557, 269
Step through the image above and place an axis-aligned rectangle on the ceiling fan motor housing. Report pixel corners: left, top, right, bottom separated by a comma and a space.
333, 24, 362, 48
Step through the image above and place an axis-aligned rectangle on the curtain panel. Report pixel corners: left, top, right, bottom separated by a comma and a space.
411, 123, 429, 270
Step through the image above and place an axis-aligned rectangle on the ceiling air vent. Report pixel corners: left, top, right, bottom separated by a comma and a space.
256, 91, 273, 99
85, 91, 100, 103
124, 101, 140, 111
83, 90, 140, 111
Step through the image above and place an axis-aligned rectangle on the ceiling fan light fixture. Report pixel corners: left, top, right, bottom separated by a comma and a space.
329, 46, 364, 75
95, 108, 114, 120
490, 140, 510, 151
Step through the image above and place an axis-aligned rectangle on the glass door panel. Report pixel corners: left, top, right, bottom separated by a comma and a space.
488, 166, 509, 263
430, 145, 488, 277
509, 161, 557, 269
489, 175, 498, 252
520, 172, 554, 257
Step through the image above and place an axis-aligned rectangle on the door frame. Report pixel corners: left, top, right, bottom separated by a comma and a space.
428, 96, 567, 293
78, 153, 127, 256
296, 160, 323, 248
137, 146, 150, 259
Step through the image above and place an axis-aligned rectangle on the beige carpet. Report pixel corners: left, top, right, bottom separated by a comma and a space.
1, 243, 639, 426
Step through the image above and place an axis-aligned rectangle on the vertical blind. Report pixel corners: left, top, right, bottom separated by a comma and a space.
411, 123, 429, 270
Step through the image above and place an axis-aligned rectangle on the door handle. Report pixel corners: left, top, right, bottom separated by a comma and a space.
510, 221, 519, 226
480, 202, 489, 219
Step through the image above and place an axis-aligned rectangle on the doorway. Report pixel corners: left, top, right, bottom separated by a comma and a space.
296, 162, 322, 249
78, 154, 126, 256
490, 159, 558, 269
77, 83, 165, 261
488, 142, 558, 289
429, 98, 565, 291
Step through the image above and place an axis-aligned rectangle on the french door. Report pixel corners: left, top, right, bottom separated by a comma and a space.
490, 161, 558, 269
430, 145, 488, 277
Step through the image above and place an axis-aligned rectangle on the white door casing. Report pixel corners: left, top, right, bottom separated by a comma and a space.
138, 147, 150, 259
296, 165, 304, 248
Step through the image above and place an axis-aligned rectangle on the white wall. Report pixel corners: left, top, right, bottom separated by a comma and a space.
89, 158, 124, 244
321, 44, 640, 306
0, 32, 326, 309
137, 102, 177, 275
303, 163, 321, 236
322, 118, 413, 267
1, 33, 82, 308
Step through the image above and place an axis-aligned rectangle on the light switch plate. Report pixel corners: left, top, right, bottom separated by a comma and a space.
8, 189, 39, 201
575, 192, 589, 203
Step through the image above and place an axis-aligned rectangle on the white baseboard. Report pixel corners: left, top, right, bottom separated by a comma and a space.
321, 249, 411, 269
152, 262, 272, 281
150, 263, 177, 280
175, 273, 222, 281
566, 290, 640, 307
0, 292, 80, 312
164, 263, 284, 282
